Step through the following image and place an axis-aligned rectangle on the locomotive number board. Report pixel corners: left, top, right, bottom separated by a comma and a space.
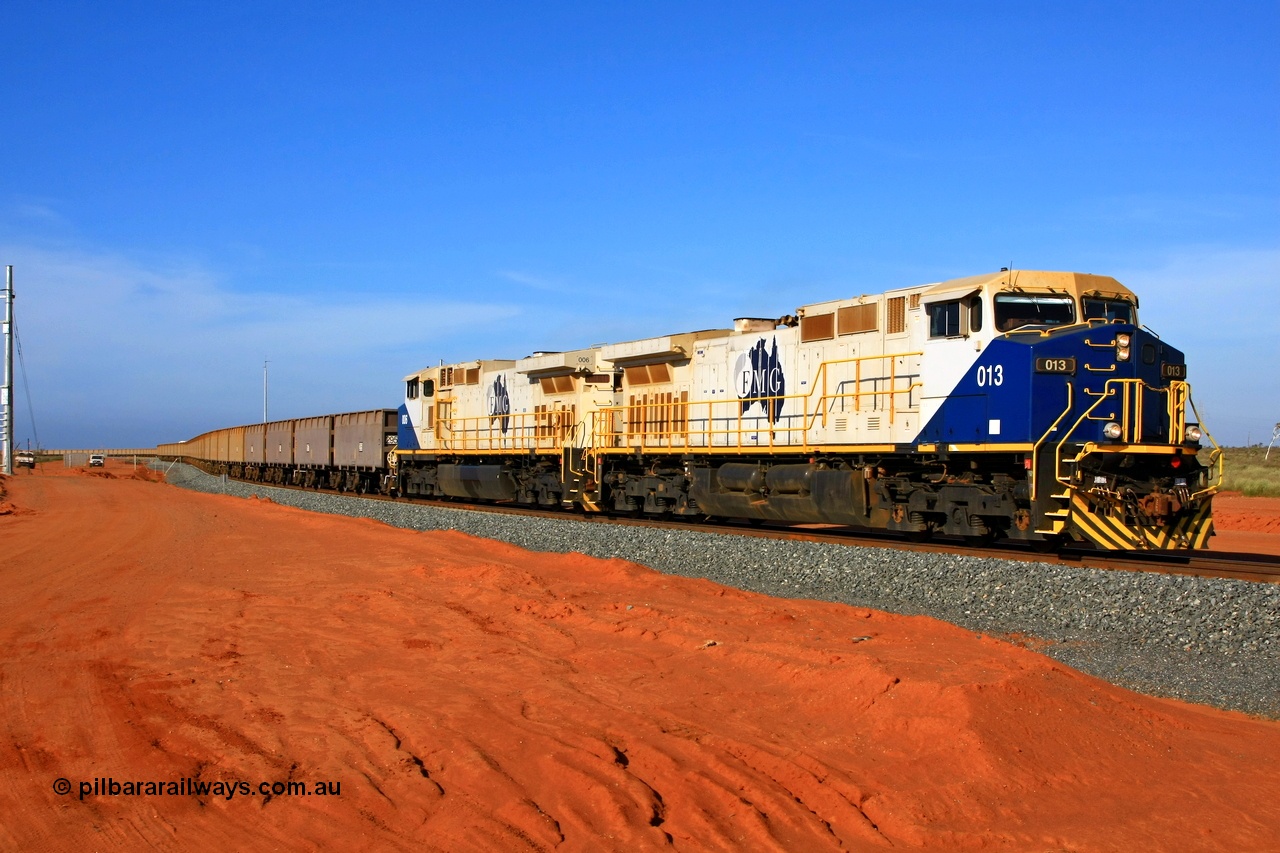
1161, 362, 1187, 379
1034, 357, 1076, 375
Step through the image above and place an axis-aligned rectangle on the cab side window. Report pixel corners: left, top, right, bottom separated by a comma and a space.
928, 300, 962, 338
929, 298, 984, 337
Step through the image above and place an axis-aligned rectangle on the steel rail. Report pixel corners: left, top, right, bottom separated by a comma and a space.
184, 461, 1280, 585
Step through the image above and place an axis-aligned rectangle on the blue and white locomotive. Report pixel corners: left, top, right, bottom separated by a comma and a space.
395, 270, 1220, 550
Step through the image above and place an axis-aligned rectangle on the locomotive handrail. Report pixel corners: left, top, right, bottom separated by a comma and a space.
583, 350, 924, 454
1029, 382, 1075, 501
427, 350, 926, 455
1001, 320, 1097, 338
1128, 383, 1142, 443
1187, 395, 1224, 500
436, 410, 580, 452
1166, 382, 1187, 444
811, 352, 922, 421
1051, 378, 1214, 498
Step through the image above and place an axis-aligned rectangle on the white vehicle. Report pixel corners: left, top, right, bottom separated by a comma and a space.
88, 454, 106, 467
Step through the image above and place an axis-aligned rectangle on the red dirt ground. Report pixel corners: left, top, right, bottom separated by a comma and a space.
2, 461, 1279, 851
1211, 492, 1280, 555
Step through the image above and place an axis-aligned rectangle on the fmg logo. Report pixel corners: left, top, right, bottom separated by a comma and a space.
487, 374, 511, 433
733, 338, 785, 424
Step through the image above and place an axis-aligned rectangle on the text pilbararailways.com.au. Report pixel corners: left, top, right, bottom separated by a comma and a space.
52, 776, 341, 801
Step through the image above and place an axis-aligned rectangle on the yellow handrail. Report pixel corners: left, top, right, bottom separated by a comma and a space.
1029, 382, 1074, 501
1038, 377, 1216, 497
1187, 394, 1224, 500
433, 410, 581, 452
586, 351, 924, 453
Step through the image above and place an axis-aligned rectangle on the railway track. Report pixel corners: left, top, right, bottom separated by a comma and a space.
663, 517, 1280, 584
210, 467, 1280, 585
576, 515, 1280, 584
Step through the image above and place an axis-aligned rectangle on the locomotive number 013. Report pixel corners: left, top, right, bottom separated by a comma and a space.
1034, 357, 1076, 375
976, 364, 1004, 386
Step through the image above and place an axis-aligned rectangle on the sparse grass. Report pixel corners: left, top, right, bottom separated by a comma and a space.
1216, 446, 1280, 497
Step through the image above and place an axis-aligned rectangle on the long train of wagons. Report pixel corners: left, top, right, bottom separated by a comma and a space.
159, 269, 1222, 551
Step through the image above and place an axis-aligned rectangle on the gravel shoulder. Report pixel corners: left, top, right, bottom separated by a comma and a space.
164, 463, 1280, 718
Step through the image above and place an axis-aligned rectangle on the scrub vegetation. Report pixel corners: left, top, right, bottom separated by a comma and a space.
1220, 446, 1280, 497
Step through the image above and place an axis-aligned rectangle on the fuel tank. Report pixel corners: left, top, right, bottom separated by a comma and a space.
437, 464, 518, 500
692, 463, 874, 525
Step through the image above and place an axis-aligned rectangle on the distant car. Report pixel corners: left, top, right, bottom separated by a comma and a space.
15, 451, 35, 469
89, 454, 106, 467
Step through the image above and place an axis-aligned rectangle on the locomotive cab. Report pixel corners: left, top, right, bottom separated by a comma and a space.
912, 271, 1218, 549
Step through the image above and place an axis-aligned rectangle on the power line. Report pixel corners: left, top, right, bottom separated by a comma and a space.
2, 265, 11, 474
14, 324, 39, 450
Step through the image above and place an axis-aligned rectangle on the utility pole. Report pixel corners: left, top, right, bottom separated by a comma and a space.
2, 266, 13, 475
263, 359, 269, 423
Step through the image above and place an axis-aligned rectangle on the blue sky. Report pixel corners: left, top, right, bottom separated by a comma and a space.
1, 2, 1276, 448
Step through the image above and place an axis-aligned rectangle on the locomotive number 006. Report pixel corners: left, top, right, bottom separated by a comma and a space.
976, 364, 1004, 387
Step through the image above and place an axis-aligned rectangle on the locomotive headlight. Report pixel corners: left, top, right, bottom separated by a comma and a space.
1103, 422, 1123, 440
1185, 425, 1203, 443
1114, 332, 1132, 362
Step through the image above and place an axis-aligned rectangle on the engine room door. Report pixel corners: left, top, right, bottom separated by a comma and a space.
795, 346, 819, 446
698, 357, 722, 447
